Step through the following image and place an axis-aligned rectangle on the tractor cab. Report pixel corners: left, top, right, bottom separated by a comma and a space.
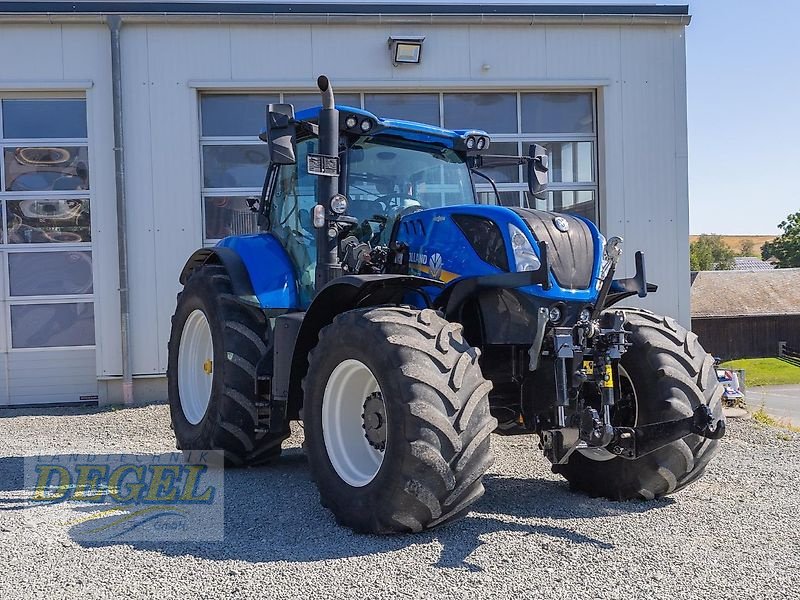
258, 101, 548, 305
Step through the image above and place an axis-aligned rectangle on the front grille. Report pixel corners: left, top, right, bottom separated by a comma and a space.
511, 208, 595, 290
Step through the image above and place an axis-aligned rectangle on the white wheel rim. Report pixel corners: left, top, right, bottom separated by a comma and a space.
322, 359, 385, 487
178, 309, 215, 426
578, 364, 639, 462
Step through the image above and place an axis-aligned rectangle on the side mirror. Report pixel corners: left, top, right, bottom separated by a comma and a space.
262, 103, 297, 165
527, 143, 549, 200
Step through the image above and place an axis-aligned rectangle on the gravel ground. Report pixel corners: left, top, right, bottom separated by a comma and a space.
1, 403, 799, 600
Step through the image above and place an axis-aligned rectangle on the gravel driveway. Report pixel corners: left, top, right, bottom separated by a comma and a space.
0, 403, 798, 600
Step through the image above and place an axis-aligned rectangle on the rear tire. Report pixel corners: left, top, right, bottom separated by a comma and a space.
302, 307, 496, 534
167, 263, 289, 466
556, 308, 724, 500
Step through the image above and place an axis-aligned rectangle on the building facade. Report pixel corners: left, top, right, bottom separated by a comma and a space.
0, 2, 692, 405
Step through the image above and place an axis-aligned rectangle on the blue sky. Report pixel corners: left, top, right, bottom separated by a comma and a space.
687, 0, 799, 234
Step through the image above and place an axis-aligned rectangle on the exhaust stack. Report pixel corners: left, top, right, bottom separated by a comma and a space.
315, 74, 342, 289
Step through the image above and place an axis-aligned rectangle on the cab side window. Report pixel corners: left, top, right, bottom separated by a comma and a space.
269, 138, 318, 306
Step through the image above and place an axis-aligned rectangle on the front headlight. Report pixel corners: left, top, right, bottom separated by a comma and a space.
508, 224, 541, 272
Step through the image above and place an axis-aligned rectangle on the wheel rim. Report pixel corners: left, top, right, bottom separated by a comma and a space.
578, 364, 638, 462
322, 359, 385, 487
178, 309, 215, 426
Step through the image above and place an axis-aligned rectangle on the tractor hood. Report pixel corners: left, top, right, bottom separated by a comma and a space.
391, 204, 605, 304
509, 208, 595, 291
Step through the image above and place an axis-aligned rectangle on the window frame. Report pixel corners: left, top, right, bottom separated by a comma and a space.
0, 93, 95, 351
199, 88, 600, 244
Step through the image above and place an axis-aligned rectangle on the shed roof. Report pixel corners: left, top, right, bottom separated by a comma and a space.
733, 256, 775, 271
691, 268, 800, 318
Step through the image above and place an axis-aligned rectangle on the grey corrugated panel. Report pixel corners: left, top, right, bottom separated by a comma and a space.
733, 257, 775, 271
7, 349, 96, 405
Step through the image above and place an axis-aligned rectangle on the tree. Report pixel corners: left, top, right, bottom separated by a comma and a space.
762, 211, 800, 268
739, 239, 754, 256
690, 234, 735, 271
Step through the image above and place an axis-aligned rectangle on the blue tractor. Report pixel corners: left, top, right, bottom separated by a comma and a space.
168, 77, 725, 533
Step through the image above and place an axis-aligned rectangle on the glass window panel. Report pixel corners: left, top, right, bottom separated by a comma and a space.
4, 146, 89, 192
7, 198, 90, 244
269, 139, 318, 306
202, 145, 269, 189
11, 302, 95, 348
363, 93, 439, 125
204, 196, 259, 240
200, 94, 279, 137
2, 99, 87, 140
477, 190, 521, 207
472, 141, 520, 184
526, 190, 596, 222
520, 92, 594, 134
524, 141, 594, 184
443, 93, 517, 133
284, 93, 361, 112
9, 251, 93, 296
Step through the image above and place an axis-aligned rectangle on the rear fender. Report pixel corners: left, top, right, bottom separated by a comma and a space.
179, 246, 258, 304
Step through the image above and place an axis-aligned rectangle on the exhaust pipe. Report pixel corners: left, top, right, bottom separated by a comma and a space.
317, 75, 335, 110
315, 75, 341, 291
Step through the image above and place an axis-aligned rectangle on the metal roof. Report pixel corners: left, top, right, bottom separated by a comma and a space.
0, 2, 691, 25
733, 257, 776, 272
0, 2, 690, 16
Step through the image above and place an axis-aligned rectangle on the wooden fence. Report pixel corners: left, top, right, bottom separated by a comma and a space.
691, 314, 800, 360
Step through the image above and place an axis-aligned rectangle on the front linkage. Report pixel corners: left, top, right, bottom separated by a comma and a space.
540, 309, 725, 466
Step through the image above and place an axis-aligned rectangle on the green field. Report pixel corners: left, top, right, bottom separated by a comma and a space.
720, 358, 800, 387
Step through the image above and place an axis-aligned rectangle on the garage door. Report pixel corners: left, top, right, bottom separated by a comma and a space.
0, 96, 97, 406
197, 89, 599, 245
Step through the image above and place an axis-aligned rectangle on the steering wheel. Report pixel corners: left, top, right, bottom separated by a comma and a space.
378, 193, 419, 211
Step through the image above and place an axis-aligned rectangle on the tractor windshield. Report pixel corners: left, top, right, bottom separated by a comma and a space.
345, 137, 476, 245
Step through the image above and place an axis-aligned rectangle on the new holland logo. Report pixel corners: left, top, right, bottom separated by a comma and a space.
429, 253, 444, 280
554, 216, 570, 232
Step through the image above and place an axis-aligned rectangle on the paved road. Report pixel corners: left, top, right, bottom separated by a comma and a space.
746, 384, 800, 424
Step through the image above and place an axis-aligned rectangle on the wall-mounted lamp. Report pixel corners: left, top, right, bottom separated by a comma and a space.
388, 36, 425, 66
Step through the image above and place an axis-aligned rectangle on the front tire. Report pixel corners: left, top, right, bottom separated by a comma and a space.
302, 307, 496, 534
167, 264, 289, 466
556, 309, 724, 500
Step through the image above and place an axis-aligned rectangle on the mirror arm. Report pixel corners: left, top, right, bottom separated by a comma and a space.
294, 120, 319, 137
257, 164, 279, 230
470, 168, 500, 204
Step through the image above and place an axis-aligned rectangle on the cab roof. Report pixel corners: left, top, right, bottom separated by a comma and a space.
294, 104, 489, 150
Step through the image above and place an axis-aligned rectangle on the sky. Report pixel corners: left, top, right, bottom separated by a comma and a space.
686, 0, 800, 235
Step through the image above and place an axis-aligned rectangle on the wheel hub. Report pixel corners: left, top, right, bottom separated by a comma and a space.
362, 392, 387, 451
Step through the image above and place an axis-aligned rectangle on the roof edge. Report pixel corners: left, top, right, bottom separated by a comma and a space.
0, 2, 692, 25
